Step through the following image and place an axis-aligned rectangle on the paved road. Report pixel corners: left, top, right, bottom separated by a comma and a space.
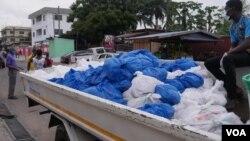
0, 119, 12, 141
0, 60, 56, 141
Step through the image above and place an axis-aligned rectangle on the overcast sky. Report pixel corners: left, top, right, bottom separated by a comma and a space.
0, 0, 228, 34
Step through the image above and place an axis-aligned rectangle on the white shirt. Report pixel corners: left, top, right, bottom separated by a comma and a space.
33, 57, 45, 70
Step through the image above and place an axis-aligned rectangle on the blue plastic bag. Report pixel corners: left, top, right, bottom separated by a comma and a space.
138, 103, 175, 119
170, 58, 197, 72
103, 58, 122, 82
165, 79, 185, 93
178, 72, 204, 88
83, 81, 126, 104
118, 50, 160, 67
159, 62, 171, 71
113, 79, 132, 92
155, 84, 180, 105
142, 67, 167, 81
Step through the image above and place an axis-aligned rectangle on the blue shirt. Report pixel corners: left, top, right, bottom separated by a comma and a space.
229, 16, 250, 44
6, 53, 17, 68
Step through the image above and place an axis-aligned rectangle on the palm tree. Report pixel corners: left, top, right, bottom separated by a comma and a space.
242, 0, 250, 14
146, 0, 168, 29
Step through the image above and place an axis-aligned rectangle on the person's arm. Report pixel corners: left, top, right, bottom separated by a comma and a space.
6, 64, 19, 71
228, 37, 250, 54
6, 57, 19, 71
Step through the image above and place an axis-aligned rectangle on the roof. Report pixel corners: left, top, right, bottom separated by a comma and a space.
1, 26, 31, 31
116, 29, 165, 39
116, 32, 148, 38
129, 30, 220, 42
28, 7, 72, 19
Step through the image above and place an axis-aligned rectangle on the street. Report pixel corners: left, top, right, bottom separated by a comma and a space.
0, 60, 56, 141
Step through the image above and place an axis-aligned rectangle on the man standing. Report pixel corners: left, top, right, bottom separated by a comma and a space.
205, 0, 250, 109
6, 48, 21, 99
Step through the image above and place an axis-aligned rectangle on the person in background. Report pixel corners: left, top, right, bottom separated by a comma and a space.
44, 52, 53, 67
27, 48, 37, 71
6, 48, 22, 99
30, 49, 45, 70
0, 48, 6, 68
204, 0, 250, 110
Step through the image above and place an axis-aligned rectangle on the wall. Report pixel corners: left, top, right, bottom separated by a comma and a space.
133, 39, 161, 53
188, 36, 230, 61
31, 13, 72, 45
49, 38, 74, 58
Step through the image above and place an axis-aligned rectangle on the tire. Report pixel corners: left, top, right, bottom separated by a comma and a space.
55, 124, 70, 141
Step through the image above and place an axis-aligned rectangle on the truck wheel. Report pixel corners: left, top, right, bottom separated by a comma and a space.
55, 124, 70, 141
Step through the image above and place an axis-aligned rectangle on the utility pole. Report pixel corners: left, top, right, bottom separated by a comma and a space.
58, 6, 61, 36
53, 13, 55, 37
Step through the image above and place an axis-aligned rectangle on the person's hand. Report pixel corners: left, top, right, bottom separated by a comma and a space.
227, 48, 235, 54
18, 66, 24, 70
18, 67, 24, 71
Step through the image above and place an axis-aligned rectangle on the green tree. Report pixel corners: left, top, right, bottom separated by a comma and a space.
164, 1, 202, 31
242, 0, 250, 14
164, 1, 226, 34
204, 6, 220, 33
146, 0, 167, 29
68, 0, 141, 45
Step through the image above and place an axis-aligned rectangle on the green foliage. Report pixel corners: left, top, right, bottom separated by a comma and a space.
67, 0, 232, 44
163, 1, 230, 35
68, 0, 140, 44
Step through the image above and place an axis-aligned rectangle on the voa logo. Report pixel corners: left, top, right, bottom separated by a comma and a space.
226, 129, 246, 136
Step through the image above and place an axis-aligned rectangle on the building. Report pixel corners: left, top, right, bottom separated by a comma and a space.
1, 26, 31, 47
28, 7, 73, 46
129, 30, 220, 59
115, 29, 164, 52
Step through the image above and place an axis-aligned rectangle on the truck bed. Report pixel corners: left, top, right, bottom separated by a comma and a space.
20, 69, 221, 141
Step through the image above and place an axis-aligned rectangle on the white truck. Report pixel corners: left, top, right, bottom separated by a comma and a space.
20, 54, 250, 141
20, 66, 223, 141
70, 47, 107, 63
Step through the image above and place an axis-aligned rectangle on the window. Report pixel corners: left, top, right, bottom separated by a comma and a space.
106, 54, 112, 58
54, 29, 63, 35
32, 19, 35, 25
54, 15, 62, 20
43, 29, 46, 35
19, 31, 24, 34
36, 29, 42, 36
99, 54, 106, 59
10, 31, 14, 34
96, 48, 105, 54
20, 38, 25, 41
36, 15, 42, 22
33, 32, 35, 37
43, 15, 46, 21
10, 38, 15, 42
2, 31, 6, 35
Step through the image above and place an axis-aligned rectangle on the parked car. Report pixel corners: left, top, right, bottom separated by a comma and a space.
87, 47, 106, 54
60, 50, 94, 64
61, 47, 108, 64
94, 53, 117, 62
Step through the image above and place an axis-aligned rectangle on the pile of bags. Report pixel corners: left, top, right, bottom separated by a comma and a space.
48, 50, 203, 119
30, 49, 246, 135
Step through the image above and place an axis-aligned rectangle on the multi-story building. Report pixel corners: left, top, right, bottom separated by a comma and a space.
1, 26, 31, 46
28, 7, 73, 46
